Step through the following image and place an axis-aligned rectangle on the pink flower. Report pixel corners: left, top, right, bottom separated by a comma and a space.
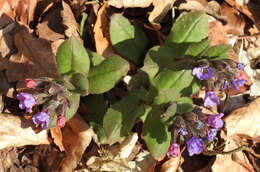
57, 115, 66, 128
25, 78, 37, 88
167, 143, 180, 157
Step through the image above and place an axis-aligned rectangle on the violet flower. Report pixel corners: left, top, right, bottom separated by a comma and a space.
32, 111, 50, 129
237, 63, 245, 71
207, 113, 224, 130
17, 93, 36, 113
192, 66, 214, 80
167, 143, 180, 157
206, 129, 217, 142
204, 91, 220, 107
187, 136, 205, 156
232, 78, 247, 91
57, 115, 66, 128
222, 80, 229, 91
178, 127, 188, 136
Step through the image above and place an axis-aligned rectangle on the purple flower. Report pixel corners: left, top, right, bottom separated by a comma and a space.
204, 91, 220, 107
222, 80, 229, 90
187, 136, 205, 156
192, 66, 214, 80
237, 63, 245, 71
232, 78, 247, 91
178, 127, 188, 136
32, 111, 50, 129
207, 113, 224, 130
206, 129, 217, 142
17, 93, 36, 113
167, 143, 180, 157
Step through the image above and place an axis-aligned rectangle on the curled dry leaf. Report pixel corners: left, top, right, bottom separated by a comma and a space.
94, 4, 114, 57
160, 157, 181, 172
61, 1, 81, 41
50, 127, 65, 152
57, 114, 94, 172
0, 113, 50, 149
212, 98, 260, 172
149, 0, 176, 24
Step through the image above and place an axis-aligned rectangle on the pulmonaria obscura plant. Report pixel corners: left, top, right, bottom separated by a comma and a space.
16, 11, 248, 159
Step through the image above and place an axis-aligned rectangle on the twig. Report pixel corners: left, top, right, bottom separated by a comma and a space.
203, 145, 249, 156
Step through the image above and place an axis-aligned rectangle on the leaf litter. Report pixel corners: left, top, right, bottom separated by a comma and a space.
0, 0, 260, 171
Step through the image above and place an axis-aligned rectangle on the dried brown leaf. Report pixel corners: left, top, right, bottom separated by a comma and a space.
108, 0, 153, 8
57, 114, 94, 172
61, 1, 81, 41
212, 98, 260, 172
3, 26, 60, 89
94, 4, 113, 57
149, 0, 176, 24
0, 113, 50, 149
50, 127, 65, 152
160, 157, 180, 172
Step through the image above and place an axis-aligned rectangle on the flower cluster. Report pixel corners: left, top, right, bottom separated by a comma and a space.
16, 78, 72, 129
167, 107, 224, 157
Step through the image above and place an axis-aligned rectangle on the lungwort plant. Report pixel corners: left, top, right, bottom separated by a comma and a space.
16, 11, 247, 159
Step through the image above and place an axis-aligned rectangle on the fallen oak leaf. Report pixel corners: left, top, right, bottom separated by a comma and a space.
50, 127, 65, 152
0, 113, 50, 149
57, 113, 94, 172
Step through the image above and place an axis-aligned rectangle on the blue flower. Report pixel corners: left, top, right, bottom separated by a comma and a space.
192, 66, 214, 80
187, 136, 205, 156
204, 91, 220, 107
17, 93, 36, 113
206, 129, 217, 142
32, 111, 50, 129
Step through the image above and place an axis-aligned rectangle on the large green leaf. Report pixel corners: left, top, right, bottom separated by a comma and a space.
103, 95, 140, 144
203, 44, 231, 58
152, 61, 194, 94
88, 54, 130, 94
142, 46, 177, 80
87, 49, 105, 67
177, 97, 193, 113
56, 36, 90, 76
144, 107, 171, 159
71, 73, 89, 95
166, 11, 208, 44
83, 95, 107, 144
153, 88, 180, 105
185, 39, 211, 57
110, 14, 148, 65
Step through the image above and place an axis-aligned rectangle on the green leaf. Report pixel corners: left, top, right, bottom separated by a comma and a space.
87, 49, 105, 67
203, 44, 231, 58
142, 46, 177, 80
71, 73, 89, 95
48, 91, 80, 129
83, 95, 107, 143
166, 11, 208, 44
88, 54, 130, 94
103, 95, 140, 144
110, 14, 148, 65
185, 39, 211, 57
154, 88, 180, 105
80, 13, 88, 37
177, 97, 193, 113
56, 36, 90, 76
161, 103, 177, 123
139, 104, 152, 122
152, 61, 193, 94
144, 107, 171, 159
